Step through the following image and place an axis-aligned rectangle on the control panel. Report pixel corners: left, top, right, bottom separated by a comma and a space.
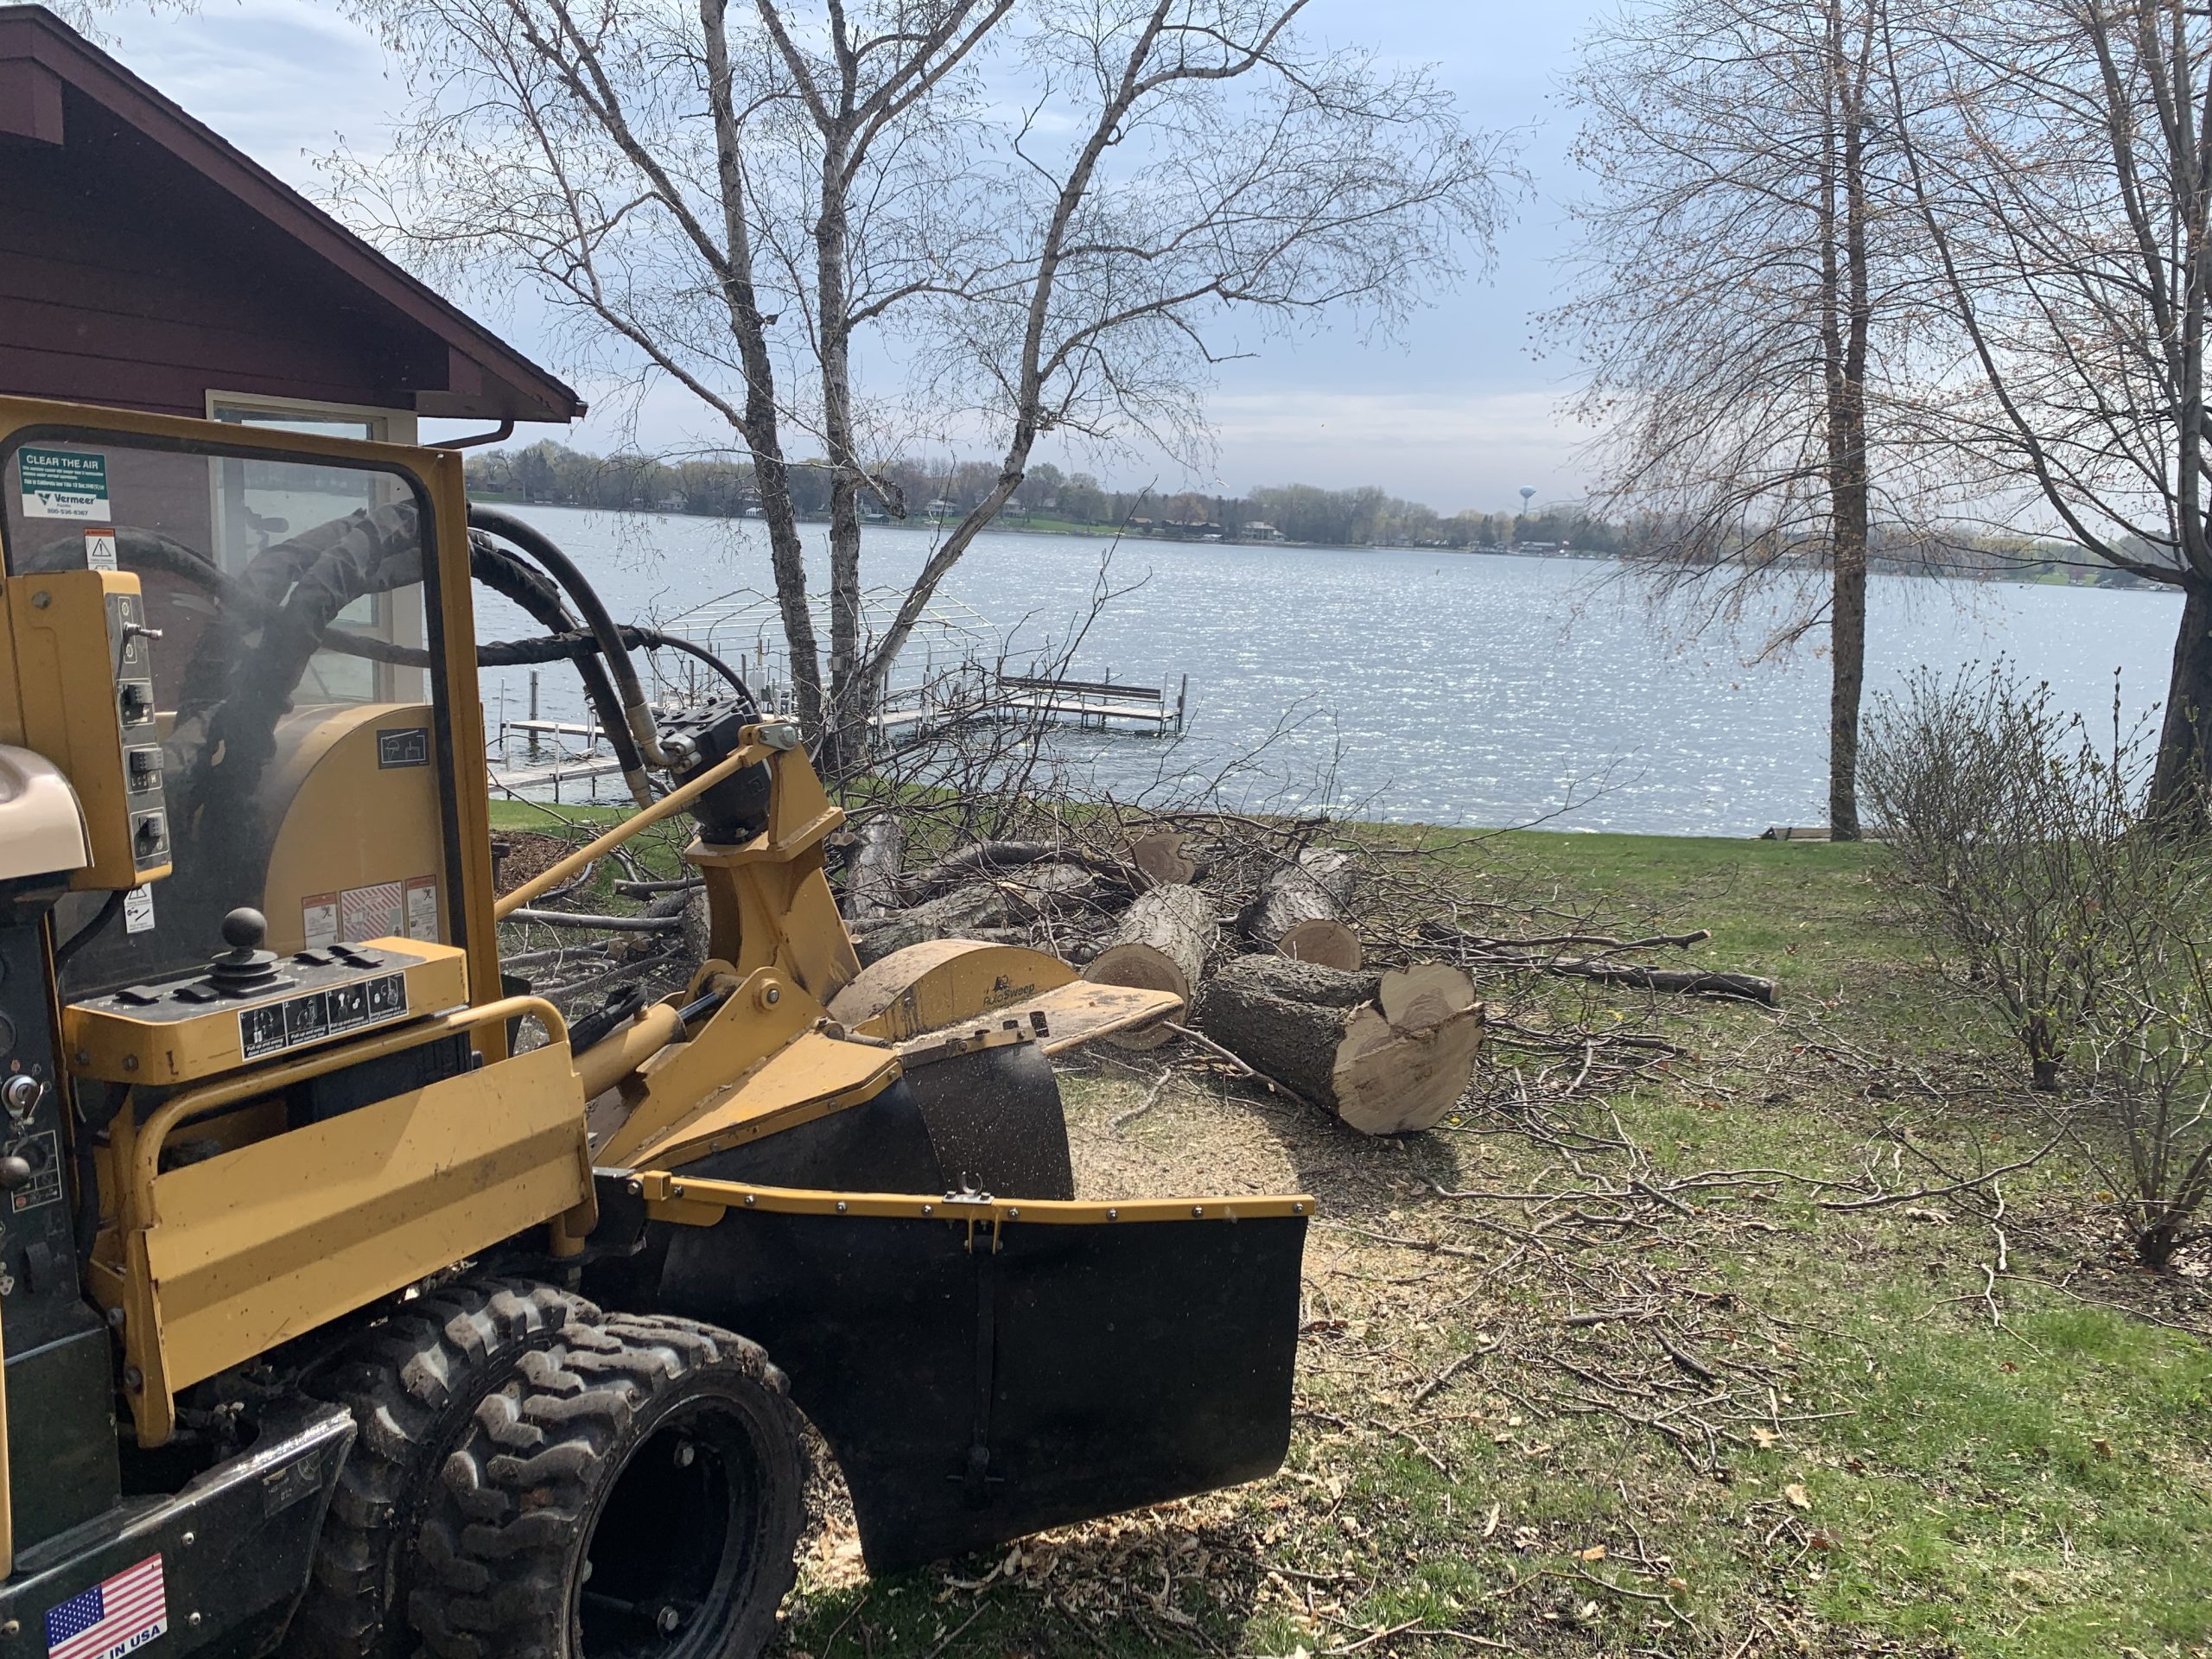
63, 911, 470, 1085
2, 569, 171, 889
0, 921, 86, 1354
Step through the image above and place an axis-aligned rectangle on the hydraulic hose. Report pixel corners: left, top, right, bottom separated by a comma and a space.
467, 505, 676, 770
467, 530, 652, 805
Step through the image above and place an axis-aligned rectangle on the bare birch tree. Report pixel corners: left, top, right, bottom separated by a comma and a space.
333, 1, 1512, 762
1549, 0, 1934, 839
1887, 0, 2212, 824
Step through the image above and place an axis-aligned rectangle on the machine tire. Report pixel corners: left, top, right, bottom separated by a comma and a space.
292, 1277, 595, 1659
411, 1315, 807, 1659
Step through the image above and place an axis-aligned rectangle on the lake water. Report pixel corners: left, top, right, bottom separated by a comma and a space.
474, 505, 2184, 836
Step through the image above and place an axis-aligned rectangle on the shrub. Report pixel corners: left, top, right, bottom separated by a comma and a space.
1863, 664, 2212, 1268
1860, 665, 2139, 1090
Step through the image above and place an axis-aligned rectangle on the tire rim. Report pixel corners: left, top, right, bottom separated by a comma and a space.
574, 1397, 772, 1659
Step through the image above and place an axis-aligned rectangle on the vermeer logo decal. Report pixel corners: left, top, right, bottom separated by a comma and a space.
19, 448, 112, 520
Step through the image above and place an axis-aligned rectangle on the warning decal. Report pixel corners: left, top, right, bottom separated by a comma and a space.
340, 882, 403, 942
403, 876, 439, 942
84, 527, 118, 570
20, 448, 112, 521
239, 974, 409, 1062
302, 892, 338, 949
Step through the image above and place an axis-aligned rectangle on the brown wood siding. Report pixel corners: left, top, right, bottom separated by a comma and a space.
0, 87, 439, 416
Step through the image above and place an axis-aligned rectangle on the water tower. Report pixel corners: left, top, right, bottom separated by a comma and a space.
1518, 486, 1535, 515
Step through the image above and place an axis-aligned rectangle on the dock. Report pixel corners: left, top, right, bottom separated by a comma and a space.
995, 665, 1188, 734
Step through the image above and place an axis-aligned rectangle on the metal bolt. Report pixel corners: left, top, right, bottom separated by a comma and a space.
5, 1618, 22, 1637
834, 1200, 847, 1213
1007, 1206, 1019, 1219
1107, 1208, 1119, 1221
1192, 1205, 1205, 1217
656, 1607, 682, 1637
124, 1366, 143, 1390
106, 1306, 126, 1328
75, 1051, 90, 1067
180, 1531, 194, 1547
921, 1203, 934, 1216
743, 1193, 756, 1207
1293, 1202, 1305, 1215
673, 1441, 696, 1468
762, 985, 781, 1006
188, 1615, 201, 1630
122, 1055, 137, 1072
626, 1179, 643, 1198
30, 592, 48, 609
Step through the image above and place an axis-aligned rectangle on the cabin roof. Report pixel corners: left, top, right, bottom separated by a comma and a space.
0, 4, 582, 424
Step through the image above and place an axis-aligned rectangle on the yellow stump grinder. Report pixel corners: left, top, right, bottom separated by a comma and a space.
0, 399, 1310, 1659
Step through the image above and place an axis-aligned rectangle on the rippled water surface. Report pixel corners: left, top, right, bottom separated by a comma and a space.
477, 506, 2183, 836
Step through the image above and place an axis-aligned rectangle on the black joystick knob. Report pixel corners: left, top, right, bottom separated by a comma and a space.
207, 907, 280, 995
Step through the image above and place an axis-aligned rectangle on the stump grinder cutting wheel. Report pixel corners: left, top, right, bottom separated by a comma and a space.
0, 397, 1309, 1659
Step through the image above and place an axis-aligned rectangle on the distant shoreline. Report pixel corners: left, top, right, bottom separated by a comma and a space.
480, 495, 2171, 595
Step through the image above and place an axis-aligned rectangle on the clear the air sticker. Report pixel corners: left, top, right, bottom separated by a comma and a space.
19, 448, 112, 521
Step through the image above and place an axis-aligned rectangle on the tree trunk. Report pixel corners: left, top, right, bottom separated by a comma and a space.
1820, 0, 1873, 844
1245, 849, 1362, 969
843, 815, 906, 921
700, 0, 823, 734
2151, 576, 2212, 830
1195, 957, 1482, 1135
1829, 520, 1868, 841
817, 123, 867, 777
1083, 883, 1217, 1051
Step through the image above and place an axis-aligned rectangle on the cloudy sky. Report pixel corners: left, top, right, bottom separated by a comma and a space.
102, 0, 1611, 516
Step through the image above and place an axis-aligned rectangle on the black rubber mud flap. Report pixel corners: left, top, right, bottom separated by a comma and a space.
903, 1040, 1075, 1200
653, 1201, 1305, 1572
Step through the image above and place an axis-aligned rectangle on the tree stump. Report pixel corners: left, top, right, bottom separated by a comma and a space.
1196, 956, 1481, 1135
1082, 882, 1217, 1050
1245, 848, 1362, 969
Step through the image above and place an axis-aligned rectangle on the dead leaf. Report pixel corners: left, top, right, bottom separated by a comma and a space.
1751, 1427, 1780, 1449
1579, 1544, 1607, 1561
2093, 1438, 2114, 1459
1783, 1483, 1813, 1510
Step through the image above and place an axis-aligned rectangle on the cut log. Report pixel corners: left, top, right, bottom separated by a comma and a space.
1128, 829, 1200, 887
1195, 956, 1481, 1135
846, 880, 1018, 964
844, 814, 906, 920
1081, 882, 1217, 1051
1541, 960, 1777, 1004
898, 839, 1128, 902
1246, 848, 1362, 969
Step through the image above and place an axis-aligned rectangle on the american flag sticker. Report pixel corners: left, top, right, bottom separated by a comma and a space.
45, 1554, 167, 1659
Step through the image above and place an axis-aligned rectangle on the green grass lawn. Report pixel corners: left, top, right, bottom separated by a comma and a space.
492, 805, 2212, 1656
